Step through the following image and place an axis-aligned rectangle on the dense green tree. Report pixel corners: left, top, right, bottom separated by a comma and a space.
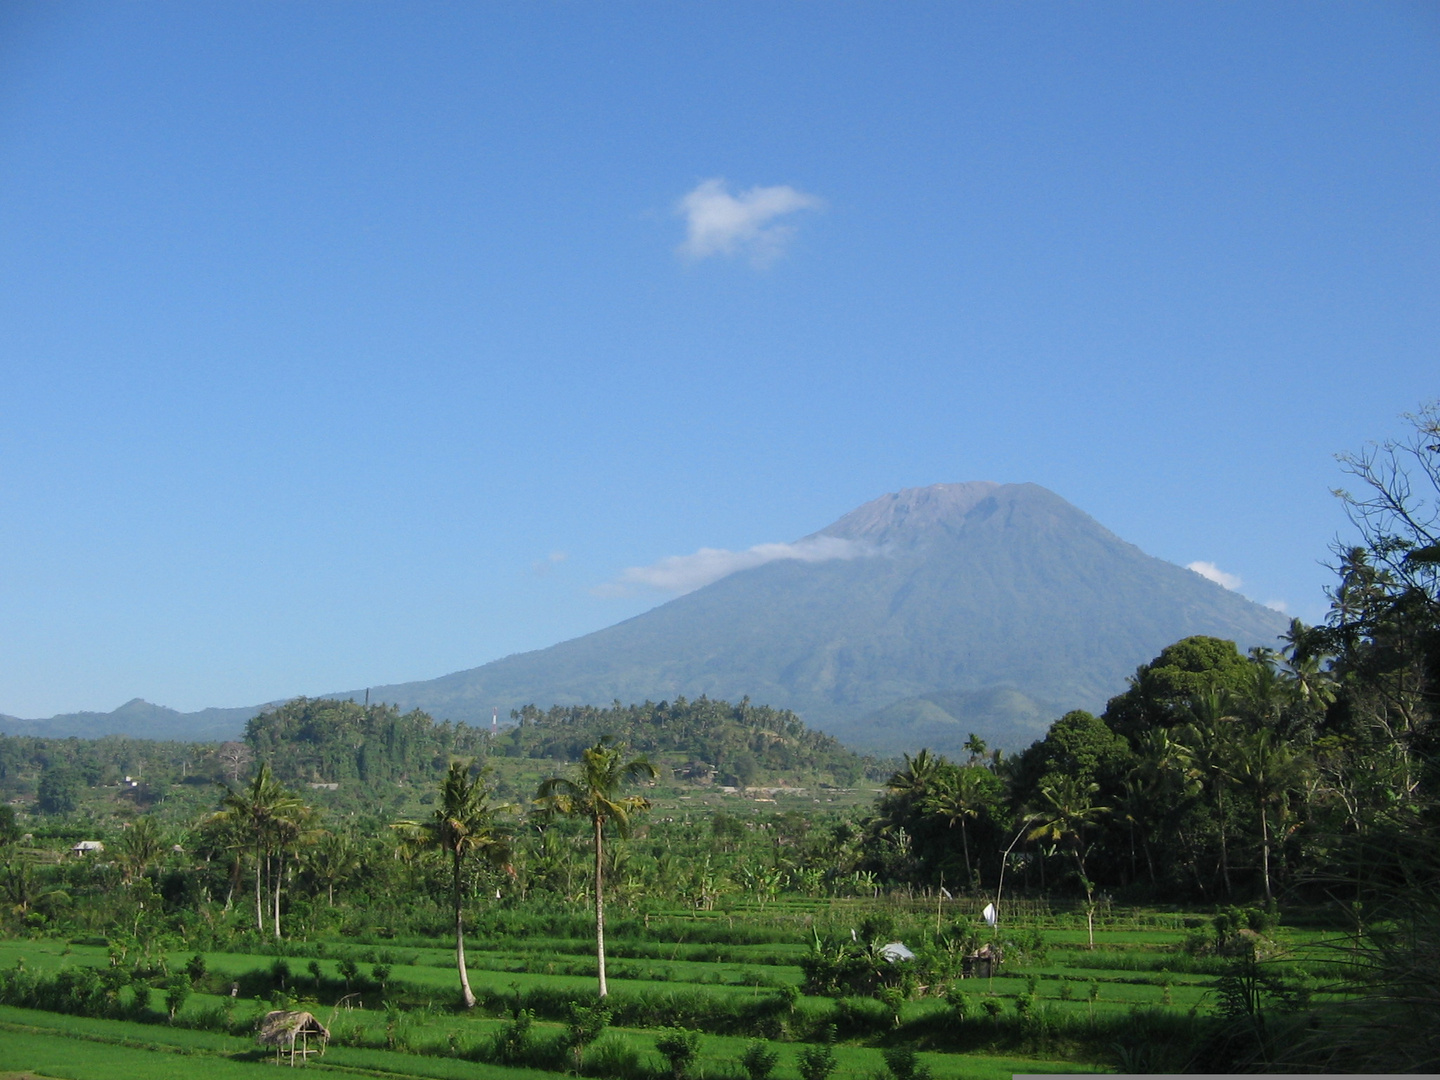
36, 767, 80, 815
1104, 637, 1255, 743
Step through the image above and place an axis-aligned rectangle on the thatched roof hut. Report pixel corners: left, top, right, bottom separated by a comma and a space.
257, 1010, 330, 1066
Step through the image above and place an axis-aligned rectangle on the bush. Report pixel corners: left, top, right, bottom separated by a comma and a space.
797, 1042, 837, 1080
882, 1046, 932, 1080
945, 983, 969, 1021
164, 973, 191, 1021
584, 1032, 643, 1079
492, 1008, 535, 1065
741, 1039, 779, 1080
654, 1027, 701, 1080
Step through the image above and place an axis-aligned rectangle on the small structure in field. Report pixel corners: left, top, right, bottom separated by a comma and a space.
71, 840, 104, 855
962, 942, 1000, 978
880, 941, 915, 963
256, 1009, 330, 1066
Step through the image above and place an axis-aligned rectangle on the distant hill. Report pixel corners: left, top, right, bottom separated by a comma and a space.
0, 698, 263, 742
3, 482, 1289, 756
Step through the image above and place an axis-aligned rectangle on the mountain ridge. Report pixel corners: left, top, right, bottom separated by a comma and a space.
1, 482, 1289, 754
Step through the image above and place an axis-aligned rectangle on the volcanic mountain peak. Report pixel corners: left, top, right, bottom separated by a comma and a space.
815, 480, 1100, 549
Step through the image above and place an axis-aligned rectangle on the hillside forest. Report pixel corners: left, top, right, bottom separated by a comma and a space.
0, 406, 1436, 1074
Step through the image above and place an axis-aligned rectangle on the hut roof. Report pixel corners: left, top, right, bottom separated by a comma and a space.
256, 1010, 330, 1047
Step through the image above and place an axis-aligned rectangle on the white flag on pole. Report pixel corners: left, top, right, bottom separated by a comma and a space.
982, 903, 997, 927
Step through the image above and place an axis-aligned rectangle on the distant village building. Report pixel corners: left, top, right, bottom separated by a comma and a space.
71, 840, 104, 855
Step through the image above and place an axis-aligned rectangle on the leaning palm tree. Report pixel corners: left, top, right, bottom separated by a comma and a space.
394, 760, 514, 1008
536, 740, 657, 999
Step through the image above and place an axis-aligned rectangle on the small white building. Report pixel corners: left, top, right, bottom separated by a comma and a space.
72, 840, 104, 855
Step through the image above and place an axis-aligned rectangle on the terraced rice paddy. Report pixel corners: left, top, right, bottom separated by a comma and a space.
0, 900, 1340, 1079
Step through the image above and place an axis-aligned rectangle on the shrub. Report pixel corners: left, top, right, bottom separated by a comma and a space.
945, 983, 969, 1021
797, 1042, 837, 1080
492, 1008, 535, 1065
882, 1046, 932, 1080
164, 973, 191, 1021
655, 1027, 701, 1080
584, 1032, 642, 1079
741, 1039, 779, 1080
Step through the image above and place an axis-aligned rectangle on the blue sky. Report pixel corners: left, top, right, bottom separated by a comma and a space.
1, 3, 1436, 717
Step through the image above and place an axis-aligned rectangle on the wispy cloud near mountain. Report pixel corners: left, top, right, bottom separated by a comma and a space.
597, 535, 875, 596
1187, 560, 1242, 590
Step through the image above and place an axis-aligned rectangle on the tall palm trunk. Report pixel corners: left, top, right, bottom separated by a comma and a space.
595, 814, 608, 999
454, 850, 476, 1007
255, 842, 266, 932
960, 821, 973, 889
273, 851, 283, 939
1215, 787, 1233, 896
1259, 803, 1273, 904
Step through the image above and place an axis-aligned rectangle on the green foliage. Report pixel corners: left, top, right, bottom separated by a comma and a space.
796, 1039, 837, 1080
510, 697, 871, 786
37, 767, 81, 815
882, 1046, 932, 1080
740, 1039, 779, 1080
246, 698, 489, 786
163, 972, 190, 1020
653, 1026, 701, 1080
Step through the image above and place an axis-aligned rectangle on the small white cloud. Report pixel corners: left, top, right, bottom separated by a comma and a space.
531, 551, 569, 576
1187, 560, 1243, 591
676, 178, 823, 265
1264, 599, 1289, 614
597, 535, 874, 597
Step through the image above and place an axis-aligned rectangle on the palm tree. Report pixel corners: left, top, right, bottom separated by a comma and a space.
116, 815, 166, 884
1027, 776, 1110, 945
394, 760, 514, 1008
1183, 690, 1241, 896
886, 749, 941, 798
536, 740, 657, 999
924, 766, 989, 888
306, 830, 361, 907
212, 764, 309, 936
1231, 728, 1309, 903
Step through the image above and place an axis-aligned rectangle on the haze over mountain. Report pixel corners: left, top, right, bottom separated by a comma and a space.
3, 482, 1288, 756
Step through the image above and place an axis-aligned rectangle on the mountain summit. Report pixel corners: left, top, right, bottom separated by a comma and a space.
3, 483, 1288, 754
334, 482, 1287, 753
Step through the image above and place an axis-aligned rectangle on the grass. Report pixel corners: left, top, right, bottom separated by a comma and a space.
0, 902, 1347, 1077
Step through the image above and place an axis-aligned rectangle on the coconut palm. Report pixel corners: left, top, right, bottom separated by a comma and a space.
885, 748, 941, 798
1027, 776, 1110, 945
1183, 690, 1242, 896
394, 760, 514, 1008
536, 739, 657, 999
116, 815, 166, 884
306, 830, 361, 907
1232, 728, 1310, 902
213, 764, 310, 936
924, 766, 990, 888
